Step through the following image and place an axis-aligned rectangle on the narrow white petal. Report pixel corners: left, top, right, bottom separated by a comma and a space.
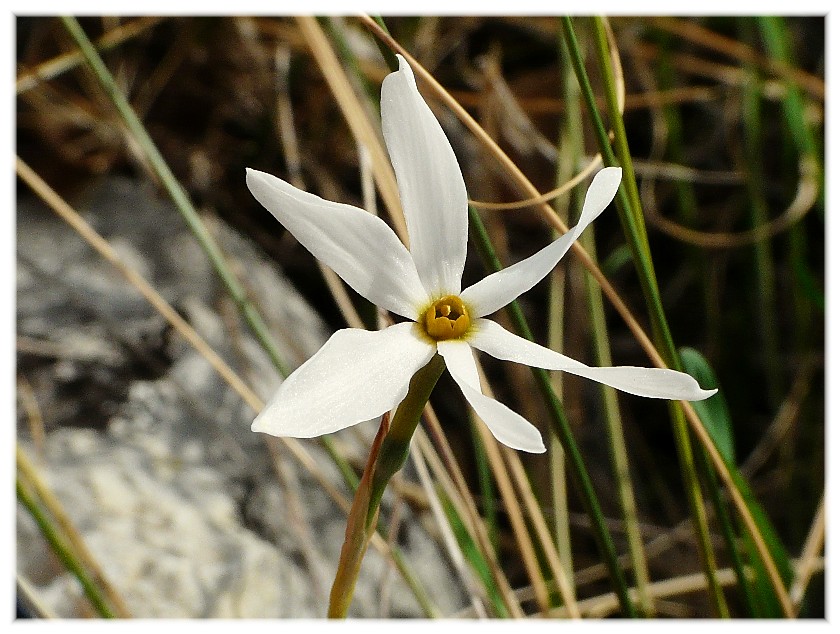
381, 55, 468, 297
470, 319, 717, 401
253, 323, 435, 438
461, 167, 623, 317
247, 168, 428, 319
437, 340, 546, 453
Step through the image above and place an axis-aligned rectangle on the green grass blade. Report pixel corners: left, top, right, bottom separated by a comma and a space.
757, 17, 822, 185
563, 15, 727, 615
557, 25, 652, 615
734, 467, 796, 617
440, 491, 509, 617
16, 478, 117, 618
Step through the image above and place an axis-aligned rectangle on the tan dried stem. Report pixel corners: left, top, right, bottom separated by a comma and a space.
294, 16, 408, 244
468, 401, 551, 615
408, 442, 490, 617
17, 375, 46, 457
790, 493, 825, 612
418, 409, 525, 617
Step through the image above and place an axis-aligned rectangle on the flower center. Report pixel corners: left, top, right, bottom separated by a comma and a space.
423, 295, 471, 341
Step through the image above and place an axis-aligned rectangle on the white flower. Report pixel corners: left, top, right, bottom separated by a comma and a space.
246, 55, 715, 454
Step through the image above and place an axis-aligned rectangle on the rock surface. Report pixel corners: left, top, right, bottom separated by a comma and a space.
16, 177, 465, 618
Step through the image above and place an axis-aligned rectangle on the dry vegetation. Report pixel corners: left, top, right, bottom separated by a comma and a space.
16, 15, 824, 618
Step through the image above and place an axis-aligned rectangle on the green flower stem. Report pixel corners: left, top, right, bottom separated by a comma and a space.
328, 354, 445, 618
469, 206, 636, 618
16, 477, 117, 618
328, 422, 385, 619
368, 354, 446, 525
562, 16, 728, 616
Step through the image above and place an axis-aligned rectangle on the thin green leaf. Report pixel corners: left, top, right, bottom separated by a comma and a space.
679, 347, 735, 464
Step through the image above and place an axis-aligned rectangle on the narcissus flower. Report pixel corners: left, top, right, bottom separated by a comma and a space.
246, 55, 714, 454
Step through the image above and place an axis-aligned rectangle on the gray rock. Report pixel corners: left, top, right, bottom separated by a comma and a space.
16, 177, 466, 618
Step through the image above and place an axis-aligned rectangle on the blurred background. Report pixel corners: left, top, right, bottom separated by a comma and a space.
15, 15, 824, 618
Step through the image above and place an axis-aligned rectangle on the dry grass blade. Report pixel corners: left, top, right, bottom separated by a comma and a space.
741, 359, 817, 479
17, 575, 57, 619
550, 558, 823, 618
469, 397, 551, 615
294, 16, 408, 243
449, 84, 722, 115
409, 443, 489, 617
501, 445, 581, 617
469, 155, 603, 211
271, 40, 366, 331
631, 160, 743, 185
17, 375, 46, 457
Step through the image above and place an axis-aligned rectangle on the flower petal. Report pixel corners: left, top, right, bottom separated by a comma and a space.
461, 167, 623, 317
247, 168, 429, 319
381, 54, 468, 298
437, 340, 546, 453
470, 319, 717, 401
253, 323, 435, 438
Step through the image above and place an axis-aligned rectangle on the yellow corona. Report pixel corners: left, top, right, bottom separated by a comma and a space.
423, 295, 471, 341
